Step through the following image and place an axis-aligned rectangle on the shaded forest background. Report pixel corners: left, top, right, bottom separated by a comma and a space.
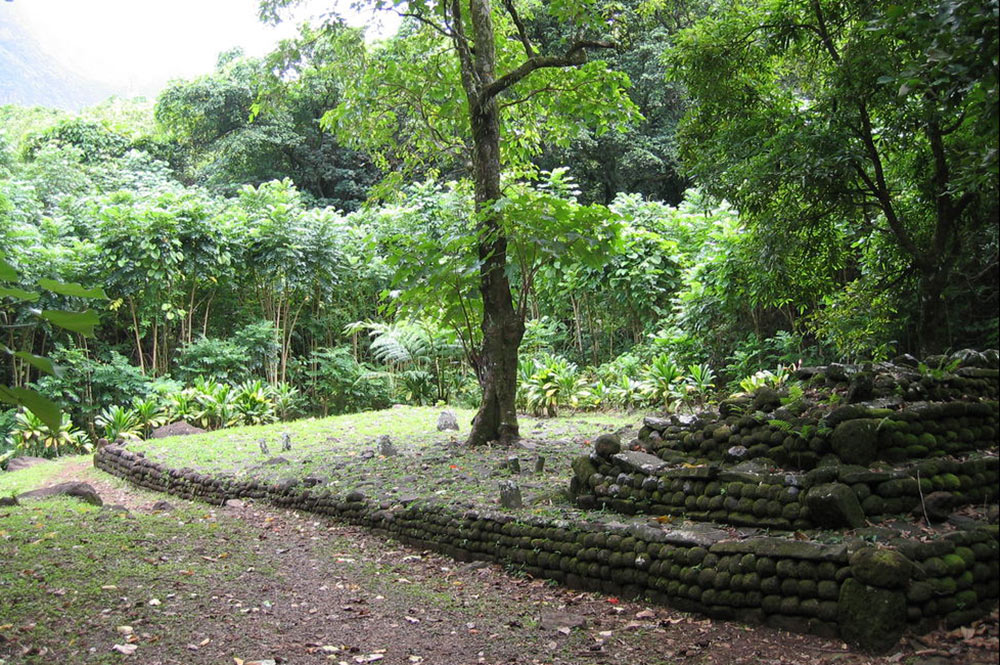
1, 0, 996, 458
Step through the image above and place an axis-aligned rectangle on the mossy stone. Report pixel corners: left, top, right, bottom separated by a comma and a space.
757, 557, 777, 577
762, 594, 782, 614
929, 576, 957, 595
805, 482, 866, 528
761, 576, 781, 594
831, 419, 880, 466
837, 578, 907, 653
849, 548, 913, 589
954, 546, 976, 567
798, 579, 818, 598
942, 553, 966, 576
954, 589, 978, 609
593, 434, 621, 458
817, 580, 839, 600
940, 473, 962, 491
779, 596, 800, 615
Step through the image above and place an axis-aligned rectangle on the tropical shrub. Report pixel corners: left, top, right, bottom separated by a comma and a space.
6, 411, 92, 459
95, 404, 142, 441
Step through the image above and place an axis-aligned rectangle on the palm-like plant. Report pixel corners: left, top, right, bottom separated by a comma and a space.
95, 405, 142, 441
8, 411, 92, 458
268, 382, 303, 421
189, 377, 237, 429
130, 396, 167, 438
644, 354, 686, 411
684, 363, 717, 408
521, 354, 590, 417
609, 375, 650, 410
234, 379, 276, 426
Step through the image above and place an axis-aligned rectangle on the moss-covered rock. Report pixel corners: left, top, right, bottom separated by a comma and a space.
593, 434, 621, 458
830, 419, 880, 466
837, 578, 907, 653
805, 482, 866, 529
849, 548, 913, 589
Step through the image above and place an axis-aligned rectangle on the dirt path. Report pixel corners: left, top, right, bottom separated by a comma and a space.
19, 460, 999, 665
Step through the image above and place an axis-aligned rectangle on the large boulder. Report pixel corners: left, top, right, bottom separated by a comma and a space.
436, 410, 460, 431
593, 433, 621, 458
849, 548, 913, 589
18, 482, 103, 507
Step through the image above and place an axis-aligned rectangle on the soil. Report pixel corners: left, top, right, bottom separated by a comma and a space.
3, 459, 997, 665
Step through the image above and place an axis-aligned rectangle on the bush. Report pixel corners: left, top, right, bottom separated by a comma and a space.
5, 410, 91, 459
33, 347, 154, 436
299, 347, 392, 415
174, 336, 250, 384
174, 320, 279, 383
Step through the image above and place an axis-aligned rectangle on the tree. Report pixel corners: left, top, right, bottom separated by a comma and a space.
668, 0, 999, 354
534, 0, 711, 205
156, 48, 378, 210
263, 0, 637, 444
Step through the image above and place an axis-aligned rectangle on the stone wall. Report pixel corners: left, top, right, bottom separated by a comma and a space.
95, 442, 999, 653
571, 445, 998, 530
571, 354, 1000, 531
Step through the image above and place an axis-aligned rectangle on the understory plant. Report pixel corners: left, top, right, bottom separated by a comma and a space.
5, 410, 92, 459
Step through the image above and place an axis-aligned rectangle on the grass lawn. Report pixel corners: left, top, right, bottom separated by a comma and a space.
0, 463, 270, 664
127, 406, 639, 516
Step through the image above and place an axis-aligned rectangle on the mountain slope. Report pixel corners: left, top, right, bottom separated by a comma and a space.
0, 10, 112, 110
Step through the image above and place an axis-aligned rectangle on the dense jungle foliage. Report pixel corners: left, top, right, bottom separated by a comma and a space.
1, 0, 997, 459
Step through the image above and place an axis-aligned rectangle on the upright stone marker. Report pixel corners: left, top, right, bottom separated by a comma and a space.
499, 480, 522, 509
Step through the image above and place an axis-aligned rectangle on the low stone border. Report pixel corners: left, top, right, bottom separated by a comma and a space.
95, 444, 999, 653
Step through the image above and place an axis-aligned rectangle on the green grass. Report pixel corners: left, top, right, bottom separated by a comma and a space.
127, 406, 638, 517
0, 497, 267, 664
0, 456, 90, 496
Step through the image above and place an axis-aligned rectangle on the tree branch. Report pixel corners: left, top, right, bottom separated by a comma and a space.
394, 9, 457, 42
502, 0, 536, 58
450, 0, 480, 95
480, 40, 615, 104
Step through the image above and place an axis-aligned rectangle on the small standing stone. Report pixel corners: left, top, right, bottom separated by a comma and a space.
281, 432, 292, 451
377, 435, 399, 457
258, 438, 269, 455
506, 455, 521, 474
534, 456, 545, 473
499, 480, 522, 509
437, 410, 460, 431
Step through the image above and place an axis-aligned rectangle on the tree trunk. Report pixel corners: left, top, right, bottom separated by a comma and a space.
464, 17, 524, 445
917, 265, 951, 356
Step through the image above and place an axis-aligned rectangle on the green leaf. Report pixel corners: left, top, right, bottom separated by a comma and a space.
0, 258, 17, 282
37, 279, 108, 299
12, 351, 63, 377
40, 309, 102, 337
0, 386, 62, 431
0, 286, 40, 302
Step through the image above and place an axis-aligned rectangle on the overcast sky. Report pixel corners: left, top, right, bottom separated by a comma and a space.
7, 0, 396, 98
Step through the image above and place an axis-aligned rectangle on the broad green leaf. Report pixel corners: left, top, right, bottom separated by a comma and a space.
12, 351, 63, 377
0, 258, 17, 281
37, 279, 109, 300
0, 386, 62, 431
0, 286, 40, 302
40, 309, 102, 337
